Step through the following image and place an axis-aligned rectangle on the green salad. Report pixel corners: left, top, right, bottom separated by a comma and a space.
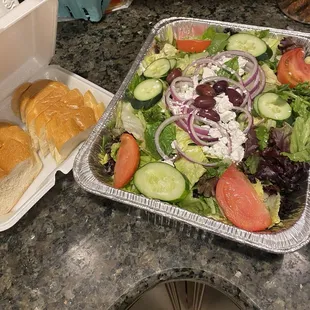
98, 25, 310, 232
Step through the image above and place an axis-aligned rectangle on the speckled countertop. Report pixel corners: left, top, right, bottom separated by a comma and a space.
1, 1, 310, 309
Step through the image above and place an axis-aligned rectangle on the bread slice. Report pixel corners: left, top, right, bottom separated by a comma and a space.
30, 89, 84, 156
45, 115, 85, 163
11, 82, 32, 117
26, 85, 74, 151
0, 152, 42, 216
0, 122, 42, 216
84, 90, 105, 121
25, 81, 69, 127
45, 107, 96, 163
0, 122, 32, 146
19, 80, 54, 122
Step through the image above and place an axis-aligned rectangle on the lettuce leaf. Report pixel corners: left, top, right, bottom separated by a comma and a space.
261, 63, 281, 86
196, 175, 218, 198
176, 51, 209, 71
142, 104, 168, 124
217, 57, 239, 79
255, 125, 269, 150
262, 35, 283, 61
178, 192, 224, 220
139, 153, 157, 168
145, 122, 176, 160
252, 179, 281, 226
162, 43, 178, 57
291, 96, 310, 119
206, 32, 230, 55
98, 152, 109, 166
244, 154, 260, 174
283, 116, 310, 162
110, 142, 120, 161
122, 180, 140, 194
269, 123, 292, 153
275, 83, 310, 118
246, 29, 270, 39
174, 129, 206, 186
201, 26, 217, 40
121, 102, 146, 141
264, 192, 281, 226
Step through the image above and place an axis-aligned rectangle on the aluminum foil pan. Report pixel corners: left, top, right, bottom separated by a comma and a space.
73, 17, 310, 254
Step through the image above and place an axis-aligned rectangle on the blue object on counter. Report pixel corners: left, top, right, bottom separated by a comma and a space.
58, 0, 111, 22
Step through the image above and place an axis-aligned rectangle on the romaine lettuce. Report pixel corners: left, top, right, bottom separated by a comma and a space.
174, 129, 206, 186
283, 116, 310, 162
178, 192, 224, 220
252, 179, 281, 226
144, 122, 176, 160
176, 51, 209, 71
217, 56, 239, 79
121, 102, 146, 141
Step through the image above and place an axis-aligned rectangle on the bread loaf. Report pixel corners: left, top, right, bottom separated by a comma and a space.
0, 122, 42, 215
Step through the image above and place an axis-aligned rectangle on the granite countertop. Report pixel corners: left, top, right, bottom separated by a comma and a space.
1, 0, 310, 309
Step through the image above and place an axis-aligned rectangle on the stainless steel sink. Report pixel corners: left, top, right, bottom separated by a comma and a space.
127, 280, 241, 310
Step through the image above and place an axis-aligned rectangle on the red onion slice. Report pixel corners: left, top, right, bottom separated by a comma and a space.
250, 67, 266, 99
249, 73, 260, 92
187, 112, 215, 146
175, 118, 188, 131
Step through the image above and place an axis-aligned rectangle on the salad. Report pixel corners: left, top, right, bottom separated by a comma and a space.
98, 25, 310, 232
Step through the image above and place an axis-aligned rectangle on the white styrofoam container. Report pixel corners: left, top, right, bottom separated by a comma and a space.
0, 0, 19, 18
0, 0, 113, 231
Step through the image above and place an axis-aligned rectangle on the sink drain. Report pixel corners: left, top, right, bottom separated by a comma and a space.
127, 280, 241, 310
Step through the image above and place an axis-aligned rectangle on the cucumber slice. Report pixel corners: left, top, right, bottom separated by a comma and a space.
133, 79, 163, 101
133, 162, 189, 202
132, 79, 163, 110
253, 95, 262, 116
257, 93, 292, 121
144, 58, 171, 79
227, 33, 268, 58
256, 45, 273, 61
168, 58, 177, 69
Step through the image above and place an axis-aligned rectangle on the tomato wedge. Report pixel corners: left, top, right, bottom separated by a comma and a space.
216, 165, 272, 232
176, 39, 211, 53
113, 133, 140, 189
277, 48, 310, 87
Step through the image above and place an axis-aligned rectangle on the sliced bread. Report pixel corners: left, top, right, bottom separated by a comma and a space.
0, 122, 42, 216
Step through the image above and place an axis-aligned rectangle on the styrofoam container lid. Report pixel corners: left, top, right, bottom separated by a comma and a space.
0, 0, 58, 102
0, 0, 115, 231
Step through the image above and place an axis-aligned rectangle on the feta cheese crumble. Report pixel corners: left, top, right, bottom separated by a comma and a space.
177, 83, 194, 100
237, 56, 248, 76
202, 67, 216, 79
202, 94, 247, 163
